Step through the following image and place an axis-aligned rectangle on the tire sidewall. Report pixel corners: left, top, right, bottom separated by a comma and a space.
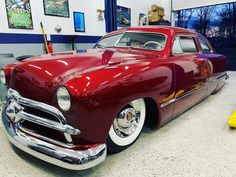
107, 99, 146, 152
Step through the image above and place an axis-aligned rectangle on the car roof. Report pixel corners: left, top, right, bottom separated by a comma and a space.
108, 26, 195, 35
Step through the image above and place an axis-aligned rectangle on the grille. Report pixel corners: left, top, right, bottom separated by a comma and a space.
6, 88, 81, 146
23, 106, 61, 123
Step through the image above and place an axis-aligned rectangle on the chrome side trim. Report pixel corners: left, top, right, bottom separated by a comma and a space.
175, 87, 199, 100
160, 83, 207, 108
2, 110, 107, 170
160, 98, 175, 108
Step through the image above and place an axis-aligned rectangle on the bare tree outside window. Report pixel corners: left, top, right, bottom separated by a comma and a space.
175, 2, 236, 70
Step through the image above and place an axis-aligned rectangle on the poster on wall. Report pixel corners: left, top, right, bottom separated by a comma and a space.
73, 12, 85, 32
139, 13, 147, 26
117, 6, 131, 28
5, 0, 33, 29
97, 9, 104, 22
43, 0, 69, 17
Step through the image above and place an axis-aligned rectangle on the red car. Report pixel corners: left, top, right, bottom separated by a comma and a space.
1, 26, 227, 170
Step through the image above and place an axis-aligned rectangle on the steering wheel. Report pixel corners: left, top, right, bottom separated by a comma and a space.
143, 41, 164, 50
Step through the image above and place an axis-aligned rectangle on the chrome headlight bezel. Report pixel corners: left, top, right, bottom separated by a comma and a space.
0, 70, 6, 85
56, 86, 71, 112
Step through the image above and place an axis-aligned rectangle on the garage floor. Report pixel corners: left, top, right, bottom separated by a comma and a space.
1, 72, 236, 177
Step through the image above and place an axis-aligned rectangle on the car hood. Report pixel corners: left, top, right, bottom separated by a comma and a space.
9, 48, 160, 103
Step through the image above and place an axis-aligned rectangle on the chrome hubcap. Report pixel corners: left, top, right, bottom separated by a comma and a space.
113, 103, 141, 138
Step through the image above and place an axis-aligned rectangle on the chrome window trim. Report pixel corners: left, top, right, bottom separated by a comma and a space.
172, 34, 200, 55
198, 37, 214, 54
115, 31, 168, 52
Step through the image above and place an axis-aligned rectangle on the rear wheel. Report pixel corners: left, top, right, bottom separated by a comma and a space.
107, 98, 146, 153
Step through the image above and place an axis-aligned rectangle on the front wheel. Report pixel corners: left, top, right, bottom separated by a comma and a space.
107, 98, 146, 153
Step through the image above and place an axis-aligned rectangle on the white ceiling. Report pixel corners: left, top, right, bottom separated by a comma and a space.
173, 0, 236, 10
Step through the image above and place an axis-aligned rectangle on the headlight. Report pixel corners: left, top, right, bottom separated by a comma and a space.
0, 70, 6, 85
56, 86, 71, 111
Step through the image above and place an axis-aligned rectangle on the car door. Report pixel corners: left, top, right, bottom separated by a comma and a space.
170, 35, 211, 117
197, 36, 227, 95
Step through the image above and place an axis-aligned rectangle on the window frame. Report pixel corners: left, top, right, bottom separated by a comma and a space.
198, 37, 214, 54
94, 31, 168, 52
94, 32, 125, 48
171, 34, 200, 56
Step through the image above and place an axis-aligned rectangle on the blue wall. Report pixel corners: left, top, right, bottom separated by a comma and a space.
0, 33, 102, 44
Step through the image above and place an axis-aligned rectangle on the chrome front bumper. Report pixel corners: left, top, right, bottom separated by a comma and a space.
2, 106, 107, 170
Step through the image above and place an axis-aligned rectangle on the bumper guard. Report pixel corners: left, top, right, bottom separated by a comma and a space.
1, 109, 107, 170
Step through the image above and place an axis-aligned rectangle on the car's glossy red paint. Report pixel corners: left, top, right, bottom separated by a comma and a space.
3, 26, 227, 146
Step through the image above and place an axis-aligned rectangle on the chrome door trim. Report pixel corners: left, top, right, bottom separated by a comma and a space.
160, 83, 207, 108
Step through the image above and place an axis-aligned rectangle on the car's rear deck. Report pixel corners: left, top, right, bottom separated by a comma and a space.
0, 72, 236, 176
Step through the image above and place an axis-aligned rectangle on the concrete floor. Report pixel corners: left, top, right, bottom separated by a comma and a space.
1, 72, 236, 177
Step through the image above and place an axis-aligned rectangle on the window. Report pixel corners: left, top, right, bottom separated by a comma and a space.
94, 33, 124, 48
172, 36, 183, 54
116, 32, 167, 51
172, 36, 198, 54
199, 38, 212, 53
179, 36, 198, 53
94, 32, 167, 51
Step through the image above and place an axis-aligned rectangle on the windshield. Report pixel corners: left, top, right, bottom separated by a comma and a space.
94, 32, 167, 51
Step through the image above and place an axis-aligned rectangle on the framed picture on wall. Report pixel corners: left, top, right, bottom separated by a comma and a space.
5, 0, 33, 29
117, 6, 131, 28
43, 0, 70, 17
73, 12, 85, 32
139, 13, 147, 26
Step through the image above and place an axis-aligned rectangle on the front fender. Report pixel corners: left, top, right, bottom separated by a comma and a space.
63, 61, 174, 145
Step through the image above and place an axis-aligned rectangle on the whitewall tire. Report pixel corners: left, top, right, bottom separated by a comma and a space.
107, 98, 146, 153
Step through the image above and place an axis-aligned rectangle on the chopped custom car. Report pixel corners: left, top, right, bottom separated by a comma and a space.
1, 26, 228, 170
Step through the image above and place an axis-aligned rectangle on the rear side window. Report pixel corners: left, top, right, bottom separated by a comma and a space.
179, 36, 198, 53
172, 37, 183, 54
172, 36, 198, 54
199, 38, 212, 53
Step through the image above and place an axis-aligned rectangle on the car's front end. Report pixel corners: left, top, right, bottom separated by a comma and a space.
0, 54, 110, 170
2, 87, 107, 170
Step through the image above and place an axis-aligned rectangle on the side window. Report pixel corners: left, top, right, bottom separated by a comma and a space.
179, 36, 198, 53
199, 38, 212, 53
172, 37, 183, 54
